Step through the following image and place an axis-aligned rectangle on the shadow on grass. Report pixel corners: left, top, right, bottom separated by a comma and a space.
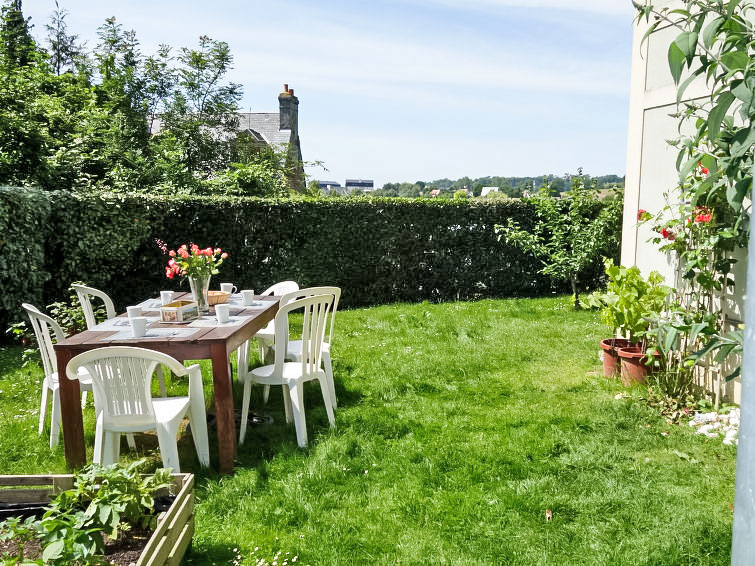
183, 541, 238, 566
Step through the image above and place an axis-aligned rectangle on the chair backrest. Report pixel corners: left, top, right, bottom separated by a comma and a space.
71, 284, 116, 330
260, 280, 299, 296
278, 286, 341, 345
66, 346, 188, 428
22, 303, 65, 378
273, 294, 334, 378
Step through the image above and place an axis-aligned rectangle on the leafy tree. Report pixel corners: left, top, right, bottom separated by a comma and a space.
0, 0, 34, 69
496, 182, 623, 309
45, 0, 83, 75
156, 35, 242, 187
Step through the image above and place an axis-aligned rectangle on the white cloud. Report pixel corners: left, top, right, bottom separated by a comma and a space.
412, 0, 634, 16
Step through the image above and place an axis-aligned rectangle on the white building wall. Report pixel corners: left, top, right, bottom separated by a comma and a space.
623, 2, 745, 401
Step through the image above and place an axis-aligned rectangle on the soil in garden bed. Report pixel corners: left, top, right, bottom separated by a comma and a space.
0, 529, 149, 566
0, 495, 175, 566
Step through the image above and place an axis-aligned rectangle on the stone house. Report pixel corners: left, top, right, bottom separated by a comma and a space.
237, 84, 305, 191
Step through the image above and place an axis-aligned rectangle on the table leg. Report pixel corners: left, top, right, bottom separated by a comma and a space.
55, 349, 85, 468
210, 343, 236, 474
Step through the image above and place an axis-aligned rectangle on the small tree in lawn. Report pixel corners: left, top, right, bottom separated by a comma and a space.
496, 175, 622, 309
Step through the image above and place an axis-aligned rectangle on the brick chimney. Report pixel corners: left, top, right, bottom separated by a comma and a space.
278, 84, 298, 131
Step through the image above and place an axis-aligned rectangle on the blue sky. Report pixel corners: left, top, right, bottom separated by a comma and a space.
24, 0, 635, 187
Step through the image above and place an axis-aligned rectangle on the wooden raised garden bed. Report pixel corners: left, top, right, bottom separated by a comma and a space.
0, 473, 194, 566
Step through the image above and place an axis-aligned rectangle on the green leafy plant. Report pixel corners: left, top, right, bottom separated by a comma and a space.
496, 176, 622, 309
635, 0, 754, 228
0, 516, 40, 564
0, 460, 172, 565
594, 260, 671, 345
633, 0, 753, 393
4, 321, 37, 367
644, 307, 718, 398
46, 459, 173, 539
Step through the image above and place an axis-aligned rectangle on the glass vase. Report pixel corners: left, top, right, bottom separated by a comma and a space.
188, 274, 211, 314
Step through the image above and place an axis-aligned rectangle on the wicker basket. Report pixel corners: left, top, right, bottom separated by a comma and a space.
207, 291, 230, 305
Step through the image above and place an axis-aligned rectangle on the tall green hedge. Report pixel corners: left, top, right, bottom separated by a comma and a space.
1, 189, 620, 328
0, 187, 50, 331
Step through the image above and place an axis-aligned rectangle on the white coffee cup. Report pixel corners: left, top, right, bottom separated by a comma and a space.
160, 290, 174, 305
215, 303, 230, 324
126, 306, 142, 319
220, 283, 237, 295
130, 317, 148, 338
240, 290, 255, 306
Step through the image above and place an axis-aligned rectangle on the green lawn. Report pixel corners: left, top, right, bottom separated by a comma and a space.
0, 297, 736, 565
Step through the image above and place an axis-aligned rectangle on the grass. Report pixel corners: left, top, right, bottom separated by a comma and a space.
0, 296, 736, 565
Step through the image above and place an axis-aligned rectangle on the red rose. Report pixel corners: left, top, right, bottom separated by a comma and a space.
661, 228, 676, 241
221, 252, 228, 259
165, 267, 174, 279
168, 249, 176, 257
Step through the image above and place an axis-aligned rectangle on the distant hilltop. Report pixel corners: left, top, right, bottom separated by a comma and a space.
317, 173, 624, 198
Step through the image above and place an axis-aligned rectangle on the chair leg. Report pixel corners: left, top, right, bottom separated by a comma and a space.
323, 352, 336, 409
93, 413, 105, 464
263, 385, 270, 405
49, 390, 61, 449
318, 377, 335, 428
155, 424, 181, 473
258, 341, 272, 405
38, 384, 49, 435
239, 379, 253, 445
282, 385, 293, 423
288, 382, 308, 448
126, 433, 137, 450
80, 390, 88, 409
100, 430, 121, 465
187, 408, 210, 467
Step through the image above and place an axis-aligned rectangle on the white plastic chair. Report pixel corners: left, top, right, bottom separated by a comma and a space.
22, 303, 93, 449
73, 283, 167, 399
253, 281, 299, 402
238, 294, 335, 447
279, 286, 341, 409
71, 284, 116, 329
66, 346, 210, 472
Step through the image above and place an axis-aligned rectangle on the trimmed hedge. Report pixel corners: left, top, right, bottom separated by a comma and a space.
0, 187, 50, 331
2, 189, 620, 328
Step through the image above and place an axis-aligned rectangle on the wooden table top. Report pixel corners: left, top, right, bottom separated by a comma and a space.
54, 294, 279, 355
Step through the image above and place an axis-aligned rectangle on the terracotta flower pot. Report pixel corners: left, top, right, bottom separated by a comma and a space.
599, 338, 632, 377
617, 346, 655, 386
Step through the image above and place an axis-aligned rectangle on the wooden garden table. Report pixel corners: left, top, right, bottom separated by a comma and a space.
53, 294, 279, 474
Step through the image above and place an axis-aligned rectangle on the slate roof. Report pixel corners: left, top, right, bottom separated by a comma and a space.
237, 113, 292, 149
150, 112, 292, 150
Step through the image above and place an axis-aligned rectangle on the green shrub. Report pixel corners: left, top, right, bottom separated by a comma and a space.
0, 186, 50, 331
0, 189, 621, 328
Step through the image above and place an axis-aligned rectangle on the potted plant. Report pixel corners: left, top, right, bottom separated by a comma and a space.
587, 259, 670, 382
